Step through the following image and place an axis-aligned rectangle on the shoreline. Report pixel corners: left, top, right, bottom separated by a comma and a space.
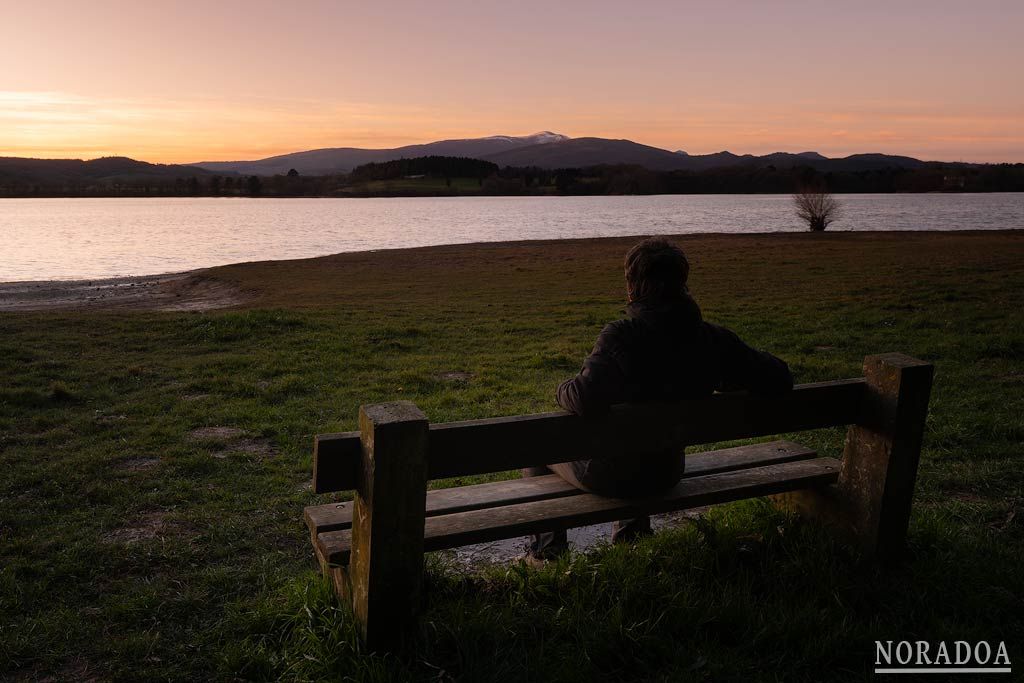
2, 228, 1021, 312
4, 190, 1022, 199
0, 271, 244, 312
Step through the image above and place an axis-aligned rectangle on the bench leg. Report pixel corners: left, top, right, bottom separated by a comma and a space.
778, 353, 933, 563
346, 401, 429, 652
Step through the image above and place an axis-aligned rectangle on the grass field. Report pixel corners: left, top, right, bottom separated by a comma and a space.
1, 231, 1022, 681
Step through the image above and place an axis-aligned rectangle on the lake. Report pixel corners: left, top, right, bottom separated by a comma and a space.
2, 193, 1022, 282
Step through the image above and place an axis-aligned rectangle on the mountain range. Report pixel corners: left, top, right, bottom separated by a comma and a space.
1, 133, 943, 186
193, 132, 573, 176
191, 132, 931, 176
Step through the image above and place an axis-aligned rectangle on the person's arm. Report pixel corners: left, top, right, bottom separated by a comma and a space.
708, 323, 793, 395
556, 324, 628, 416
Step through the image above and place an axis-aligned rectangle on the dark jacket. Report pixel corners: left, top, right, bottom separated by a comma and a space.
557, 294, 793, 417
550, 294, 792, 498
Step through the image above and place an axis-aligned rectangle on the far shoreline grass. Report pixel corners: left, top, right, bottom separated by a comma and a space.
1, 230, 1022, 681
3, 227, 1022, 298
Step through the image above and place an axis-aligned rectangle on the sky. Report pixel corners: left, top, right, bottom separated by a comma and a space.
1, 0, 1022, 163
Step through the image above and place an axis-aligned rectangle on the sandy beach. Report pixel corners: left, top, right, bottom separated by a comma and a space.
0, 271, 244, 312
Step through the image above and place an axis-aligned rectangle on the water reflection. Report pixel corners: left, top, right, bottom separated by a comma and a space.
2, 193, 1021, 281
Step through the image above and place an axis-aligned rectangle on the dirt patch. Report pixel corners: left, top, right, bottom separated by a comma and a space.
157, 274, 246, 312
181, 393, 211, 402
189, 426, 277, 458
438, 370, 474, 383
102, 512, 171, 544
0, 271, 245, 312
117, 456, 161, 472
189, 426, 247, 440
230, 437, 278, 458
94, 413, 128, 425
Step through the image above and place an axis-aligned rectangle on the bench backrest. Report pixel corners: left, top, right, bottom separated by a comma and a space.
314, 378, 868, 494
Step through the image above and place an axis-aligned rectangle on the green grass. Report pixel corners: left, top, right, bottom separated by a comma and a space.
1, 232, 1022, 681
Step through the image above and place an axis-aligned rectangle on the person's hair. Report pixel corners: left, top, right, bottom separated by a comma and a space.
624, 238, 690, 302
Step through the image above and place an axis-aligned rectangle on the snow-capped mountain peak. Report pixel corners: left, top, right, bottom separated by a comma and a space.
484, 131, 570, 145
524, 131, 571, 144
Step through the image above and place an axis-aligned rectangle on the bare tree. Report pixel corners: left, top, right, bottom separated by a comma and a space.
793, 186, 841, 231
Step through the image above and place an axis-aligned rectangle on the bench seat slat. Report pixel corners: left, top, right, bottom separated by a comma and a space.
306, 474, 578, 539
316, 456, 840, 566
305, 440, 816, 537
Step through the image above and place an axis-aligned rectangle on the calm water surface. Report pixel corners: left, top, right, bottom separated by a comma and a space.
2, 193, 1022, 281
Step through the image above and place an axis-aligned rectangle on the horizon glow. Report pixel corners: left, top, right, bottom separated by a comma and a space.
2, 0, 1022, 164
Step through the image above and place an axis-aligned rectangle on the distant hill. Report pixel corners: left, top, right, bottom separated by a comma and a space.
485, 141, 929, 172
820, 153, 927, 171
481, 137, 690, 170
0, 136, 943, 195
0, 156, 212, 183
3, 148, 1017, 198
190, 132, 932, 176
193, 132, 570, 176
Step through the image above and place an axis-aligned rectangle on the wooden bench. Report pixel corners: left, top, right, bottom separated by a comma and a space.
305, 353, 932, 651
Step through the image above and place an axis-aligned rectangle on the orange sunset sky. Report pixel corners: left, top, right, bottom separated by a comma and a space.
2, 0, 1022, 164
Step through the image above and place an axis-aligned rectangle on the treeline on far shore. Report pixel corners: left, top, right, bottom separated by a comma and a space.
2, 155, 1023, 198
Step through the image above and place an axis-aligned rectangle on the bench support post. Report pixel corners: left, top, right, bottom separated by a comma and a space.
777, 353, 932, 563
840, 353, 933, 560
348, 401, 429, 652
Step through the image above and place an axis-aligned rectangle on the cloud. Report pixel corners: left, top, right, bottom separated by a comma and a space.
0, 91, 463, 161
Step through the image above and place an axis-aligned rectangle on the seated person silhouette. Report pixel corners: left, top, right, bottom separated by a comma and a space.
523, 238, 793, 561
